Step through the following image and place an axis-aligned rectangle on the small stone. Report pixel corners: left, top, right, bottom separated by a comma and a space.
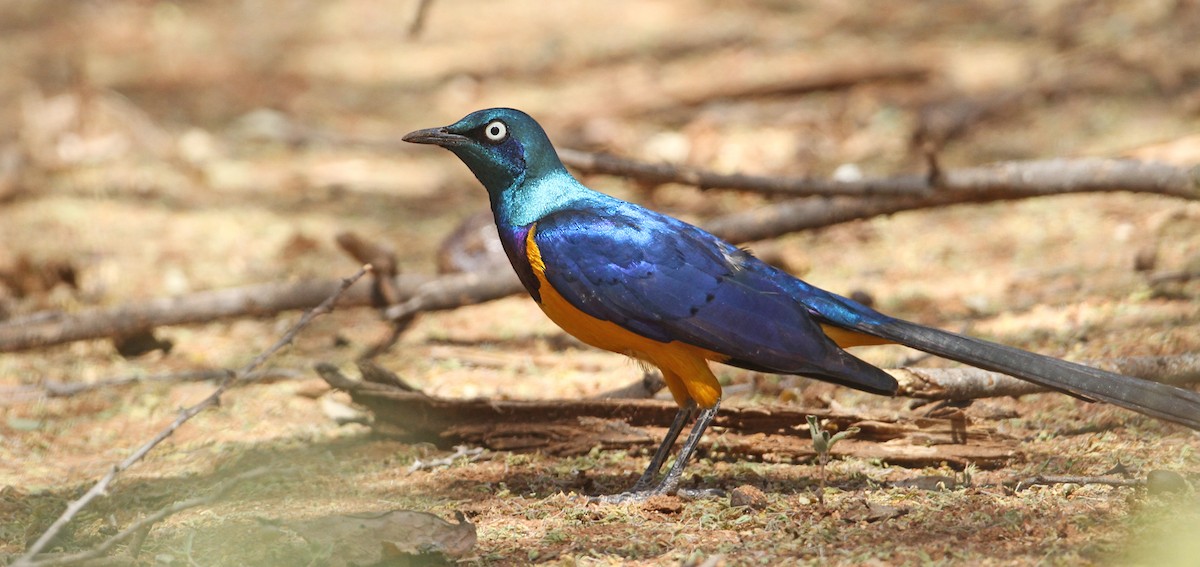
1133, 246, 1158, 272
729, 484, 768, 509
642, 494, 683, 514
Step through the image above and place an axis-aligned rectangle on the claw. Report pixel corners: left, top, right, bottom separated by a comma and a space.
589, 489, 664, 504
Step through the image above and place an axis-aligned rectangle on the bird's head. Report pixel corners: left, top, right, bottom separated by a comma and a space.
403, 108, 565, 195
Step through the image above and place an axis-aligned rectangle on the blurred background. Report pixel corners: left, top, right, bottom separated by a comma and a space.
2, 1, 1199, 563
2, 0, 1199, 300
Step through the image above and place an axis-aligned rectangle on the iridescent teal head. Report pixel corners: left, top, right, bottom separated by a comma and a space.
403, 108, 567, 196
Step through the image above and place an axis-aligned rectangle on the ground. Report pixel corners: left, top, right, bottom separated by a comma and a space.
1, 1, 1199, 565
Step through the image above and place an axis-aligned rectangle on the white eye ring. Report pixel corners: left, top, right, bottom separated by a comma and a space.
484, 120, 508, 142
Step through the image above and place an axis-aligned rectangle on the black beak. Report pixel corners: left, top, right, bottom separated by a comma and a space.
402, 127, 469, 147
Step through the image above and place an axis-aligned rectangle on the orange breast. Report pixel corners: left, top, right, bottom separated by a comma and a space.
524, 226, 724, 408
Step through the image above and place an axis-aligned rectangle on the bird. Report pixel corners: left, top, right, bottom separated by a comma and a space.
404, 108, 1200, 500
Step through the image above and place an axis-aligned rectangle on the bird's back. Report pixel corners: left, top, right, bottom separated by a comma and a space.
513, 192, 898, 396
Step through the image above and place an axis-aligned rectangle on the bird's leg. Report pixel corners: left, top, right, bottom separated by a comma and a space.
647, 400, 720, 497
630, 401, 697, 492
592, 399, 721, 503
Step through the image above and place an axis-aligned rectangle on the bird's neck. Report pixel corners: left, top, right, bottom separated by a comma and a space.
489, 169, 595, 300
490, 169, 591, 229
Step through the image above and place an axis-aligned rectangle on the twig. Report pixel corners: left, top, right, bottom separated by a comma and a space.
558, 155, 1197, 204
334, 231, 416, 358
1149, 269, 1200, 285
382, 269, 524, 323
1013, 475, 1141, 491
704, 158, 1199, 243
557, 149, 930, 197
890, 354, 1200, 400
240, 266, 370, 373
336, 231, 401, 306
0, 272, 431, 353
406, 445, 486, 474
18, 468, 274, 567
11, 266, 370, 567
405, 0, 435, 39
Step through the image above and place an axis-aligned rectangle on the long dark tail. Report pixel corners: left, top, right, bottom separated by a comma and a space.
860, 318, 1200, 430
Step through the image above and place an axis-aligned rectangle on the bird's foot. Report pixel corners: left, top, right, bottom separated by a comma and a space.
588, 485, 725, 504
675, 487, 726, 500
588, 488, 665, 504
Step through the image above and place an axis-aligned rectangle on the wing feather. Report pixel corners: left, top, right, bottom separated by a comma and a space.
533, 203, 896, 394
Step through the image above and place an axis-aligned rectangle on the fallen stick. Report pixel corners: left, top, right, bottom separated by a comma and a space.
557, 148, 931, 197
0, 273, 433, 352
404, 0, 434, 39
557, 154, 1197, 205
703, 158, 1199, 243
11, 266, 370, 567
890, 354, 1200, 400
1149, 269, 1200, 285
382, 269, 524, 322
1012, 475, 1141, 491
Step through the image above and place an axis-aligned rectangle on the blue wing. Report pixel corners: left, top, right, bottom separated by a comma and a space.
532, 201, 897, 394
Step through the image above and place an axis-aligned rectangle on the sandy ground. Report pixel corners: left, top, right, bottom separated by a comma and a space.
2, 1, 1199, 565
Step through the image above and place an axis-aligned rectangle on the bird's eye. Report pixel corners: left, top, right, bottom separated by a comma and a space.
483, 120, 508, 143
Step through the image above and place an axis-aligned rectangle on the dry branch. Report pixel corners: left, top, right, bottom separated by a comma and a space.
318, 366, 1020, 469
890, 354, 1200, 400
382, 269, 524, 322
1149, 269, 1200, 285
1012, 475, 1141, 491
405, 0, 435, 39
558, 148, 931, 197
704, 158, 1199, 243
11, 266, 370, 567
336, 231, 401, 306
0, 273, 432, 352
335, 231, 416, 359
